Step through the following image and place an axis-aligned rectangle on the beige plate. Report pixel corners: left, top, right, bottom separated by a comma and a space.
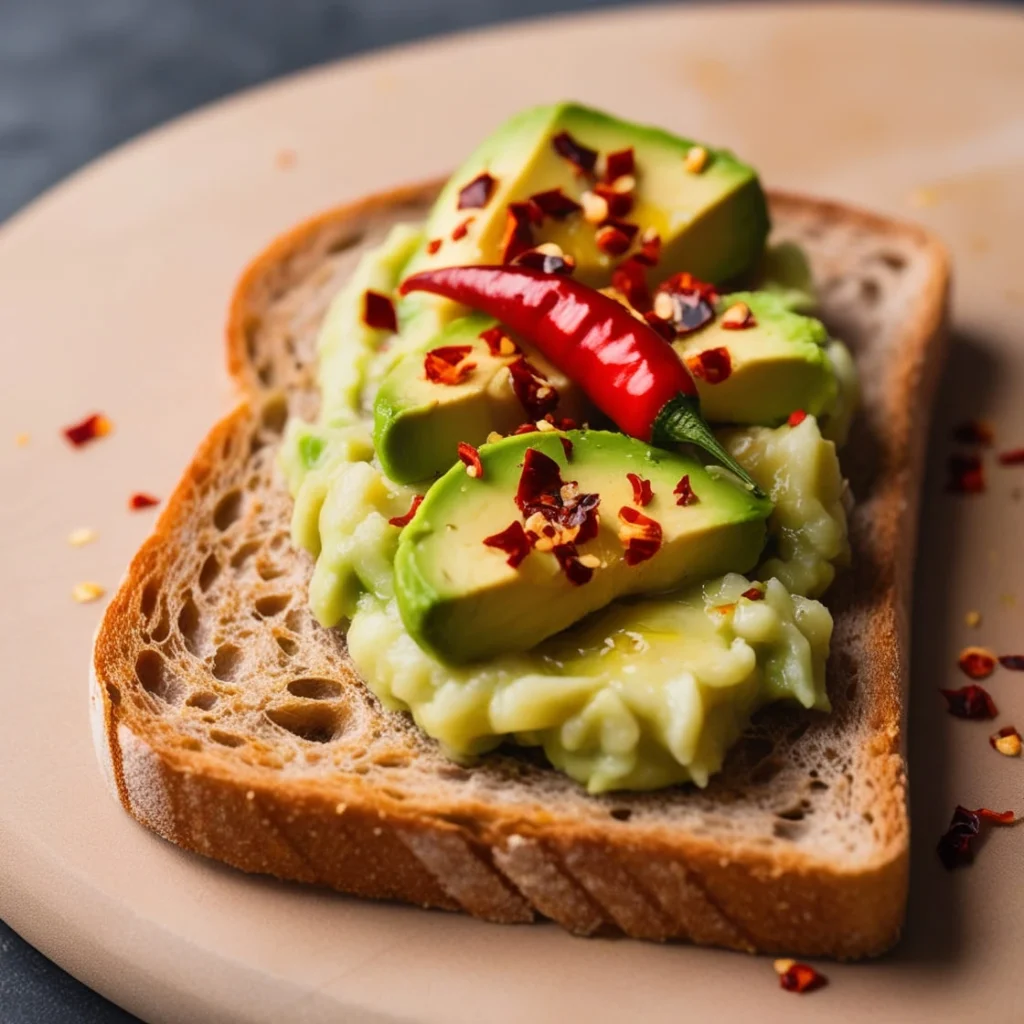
1, 4, 1022, 1021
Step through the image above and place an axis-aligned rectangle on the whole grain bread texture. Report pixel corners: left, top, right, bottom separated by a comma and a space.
91, 180, 949, 958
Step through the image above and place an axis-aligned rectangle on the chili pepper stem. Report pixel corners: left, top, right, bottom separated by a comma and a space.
652, 394, 765, 497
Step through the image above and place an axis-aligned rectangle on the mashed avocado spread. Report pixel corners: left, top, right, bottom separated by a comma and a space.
278, 103, 858, 793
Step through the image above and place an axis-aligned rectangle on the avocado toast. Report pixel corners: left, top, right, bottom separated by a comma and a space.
91, 109, 948, 956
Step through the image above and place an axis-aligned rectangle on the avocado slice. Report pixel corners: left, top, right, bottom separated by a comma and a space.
394, 430, 772, 664
399, 102, 769, 337
374, 313, 589, 483
673, 291, 837, 426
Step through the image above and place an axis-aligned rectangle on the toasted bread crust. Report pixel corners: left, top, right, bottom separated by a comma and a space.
92, 183, 949, 957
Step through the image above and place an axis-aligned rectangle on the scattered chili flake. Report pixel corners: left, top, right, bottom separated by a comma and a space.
958, 645, 997, 679
581, 190, 610, 224
674, 475, 699, 506
618, 506, 662, 565
513, 422, 540, 435
998, 448, 1024, 466
553, 543, 594, 586
788, 409, 808, 427
773, 960, 827, 994
501, 201, 543, 264
653, 273, 718, 335
509, 358, 559, 419
63, 413, 113, 448
937, 805, 1016, 870
480, 325, 520, 358
552, 130, 598, 175
426, 238, 442, 255
741, 586, 765, 601
946, 454, 985, 494
451, 216, 474, 241
612, 257, 651, 313
999, 654, 1024, 671
560, 436, 573, 459
457, 441, 483, 479
595, 222, 637, 257
513, 245, 576, 276
529, 188, 582, 219
592, 183, 633, 219
940, 684, 998, 719
952, 420, 994, 446
634, 229, 661, 267
128, 493, 160, 511
990, 725, 1022, 757
626, 472, 653, 507
424, 345, 476, 385
457, 171, 497, 210
515, 448, 600, 544
684, 145, 709, 174
721, 302, 756, 330
687, 347, 733, 384
643, 312, 676, 341
362, 290, 397, 333
483, 520, 532, 568
68, 527, 98, 547
72, 581, 106, 604
388, 494, 423, 528
604, 147, 635, 184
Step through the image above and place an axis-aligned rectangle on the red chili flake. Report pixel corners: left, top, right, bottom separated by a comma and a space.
424, 345, 476, 386
612, 256, 651, 313
457, 171, 497, 210
937, 805, 1016, 869
958, 645, 997, 679
457, 441, 484, 479
720, 301, 756, 330
592, 183, 634, 219
626, 472, 653, 507
687, 347, 732, 385
513, 422, 540, 435
362, 290, 397, 332
560, 436, 574, 459
128, 493, 160, 510
509, 357, 559, 419
618, 506, 662, 565
741, 586, 765, 601
483, 520, 532, 568
643, 312, 676, 341
451, 216, 474, 241
998, 448, 1024, 466
999, 655, 1024, 670
515, 448, 600, 543
603, 147, 635, 183
774, 961, 827, 994
513, 247, 576, 276
989, 725, 1022, 756
946, 454, 985, 494
674, 474, 699, 506
595, 221, 638, 257
480, 325, 520, 358
788, 409, 808, 427
952, 420, 994, 446
501, 201, 543, 264
552, 130, 598, 175
553, 543, 594, 586
634, 230, 662, 267
653, 272, 719, 335
940, 684, 998, 719
529, 188, 582, 220
426, 238, 443, 255
63, 413, 113, 448
388, 494, 423, 528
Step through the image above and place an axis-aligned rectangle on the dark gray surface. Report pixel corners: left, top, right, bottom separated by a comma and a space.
0, 1, 626, 1018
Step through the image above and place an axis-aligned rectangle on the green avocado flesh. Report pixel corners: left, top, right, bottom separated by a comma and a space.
394, 430, 772, 664
374, 313, 588, 483
399, 102, 769, 337
673, 291, 837, 426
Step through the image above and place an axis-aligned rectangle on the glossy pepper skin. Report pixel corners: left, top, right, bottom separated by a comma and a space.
399, 265, 762, 494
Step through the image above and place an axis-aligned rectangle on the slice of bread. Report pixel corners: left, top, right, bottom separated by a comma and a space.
91, 181, 948, 958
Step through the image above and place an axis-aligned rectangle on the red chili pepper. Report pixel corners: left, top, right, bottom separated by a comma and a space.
399, 266, 761, 494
